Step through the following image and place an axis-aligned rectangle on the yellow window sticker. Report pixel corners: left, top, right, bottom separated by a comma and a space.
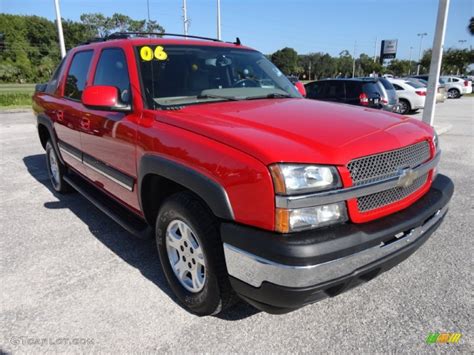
154, 46, 168, 61
140, 46, 154, 61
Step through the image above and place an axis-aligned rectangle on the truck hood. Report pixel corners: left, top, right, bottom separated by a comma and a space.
156, 98, 434, 165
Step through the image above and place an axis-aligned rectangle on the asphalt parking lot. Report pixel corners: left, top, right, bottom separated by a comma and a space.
1, 98, 473, 353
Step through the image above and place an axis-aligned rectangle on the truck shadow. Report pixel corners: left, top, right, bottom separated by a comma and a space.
23, 154, 260, 321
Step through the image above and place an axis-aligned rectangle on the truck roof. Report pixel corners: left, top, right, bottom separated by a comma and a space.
77, 32, 254, 51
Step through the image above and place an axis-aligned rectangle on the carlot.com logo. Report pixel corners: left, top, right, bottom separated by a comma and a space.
426, 332, 462, 344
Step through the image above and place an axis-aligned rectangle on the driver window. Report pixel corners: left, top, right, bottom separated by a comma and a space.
93, 48, 131, 104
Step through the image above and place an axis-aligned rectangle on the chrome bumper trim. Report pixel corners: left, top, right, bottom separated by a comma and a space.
275, 151, 441, 209
224, 204, 448, 288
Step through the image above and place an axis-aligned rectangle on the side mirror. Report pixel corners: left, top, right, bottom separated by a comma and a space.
35, 83, 47, 93
294, 81, 307, 97
82, 85, 131, 112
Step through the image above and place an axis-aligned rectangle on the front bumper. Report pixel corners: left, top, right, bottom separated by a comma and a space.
221, 174, 453, 314
382, 103, 401, 113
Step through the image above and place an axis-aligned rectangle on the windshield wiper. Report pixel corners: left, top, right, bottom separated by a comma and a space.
244, 93, 293, 100
196, 94, 241, 101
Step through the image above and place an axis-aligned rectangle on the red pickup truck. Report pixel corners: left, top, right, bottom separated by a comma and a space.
33, 33, 453, 316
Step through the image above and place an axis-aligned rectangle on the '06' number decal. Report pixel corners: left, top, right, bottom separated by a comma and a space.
140, 46, 168, 61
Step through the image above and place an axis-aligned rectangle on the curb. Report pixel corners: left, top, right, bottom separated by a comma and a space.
434, 124, 452, 136
0, 108, 33, 114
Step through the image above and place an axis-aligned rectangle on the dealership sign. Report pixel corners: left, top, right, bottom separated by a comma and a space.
380, 39, 398, 63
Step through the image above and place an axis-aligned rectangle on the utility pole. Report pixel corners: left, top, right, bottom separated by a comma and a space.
182, 0, 189, 36
408, 46, 413, 75
352, 41, 357, 78
217, 0, 222, 40
422, 0, 450, 127
146, 0, 151, 22
53, 0, 66, 58
416, 32, 428, 75
373, 36, 377, 63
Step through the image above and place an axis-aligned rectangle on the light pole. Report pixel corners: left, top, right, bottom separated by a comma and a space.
217, 0, 222, 40
422, 0, 450, 127
416, 32, 428, 75
146, 0, 151, 22
53, 0, 66, 58
408, 46, 413, 75
182, 0, 189, 36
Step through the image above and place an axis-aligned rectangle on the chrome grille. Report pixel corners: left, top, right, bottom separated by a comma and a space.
357, 173, 429, 212
347, 141, 431, 186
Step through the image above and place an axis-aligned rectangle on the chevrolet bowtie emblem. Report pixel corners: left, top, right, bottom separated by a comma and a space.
397, 168, 419, 188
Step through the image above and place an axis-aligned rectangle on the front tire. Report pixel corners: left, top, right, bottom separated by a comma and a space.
155, 192, 237, 316
45, 141, 71, 193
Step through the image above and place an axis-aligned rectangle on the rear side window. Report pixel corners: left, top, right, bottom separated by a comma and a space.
406, 81, 424, 89
324, 81, 344, 99
64, 50, 93, 100
362, 82, 381, 95
392, 83, 404, 90
345, 81, 361, 98
378, 78, 395, 91
46, 56, 67, 94
93, 48, 131, 104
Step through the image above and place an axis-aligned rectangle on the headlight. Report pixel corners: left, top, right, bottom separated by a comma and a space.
269, 164, 341, 195
433, 133, 439, 151
275, 202, 348, 233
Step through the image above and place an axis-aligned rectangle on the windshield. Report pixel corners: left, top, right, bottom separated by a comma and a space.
135, 45, 301, 108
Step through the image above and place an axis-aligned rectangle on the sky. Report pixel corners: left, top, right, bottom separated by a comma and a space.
2, 0, 473, 59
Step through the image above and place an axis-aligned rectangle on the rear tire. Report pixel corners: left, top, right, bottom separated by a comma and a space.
155, 191, 238, 316
448, 88, 461, 99
399, 99, 411, 114
45, 141, 71, 193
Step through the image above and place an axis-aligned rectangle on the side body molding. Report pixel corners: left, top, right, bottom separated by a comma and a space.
138, 155, 235, 221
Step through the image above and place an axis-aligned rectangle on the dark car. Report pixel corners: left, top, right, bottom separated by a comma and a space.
305, 78, 398, 111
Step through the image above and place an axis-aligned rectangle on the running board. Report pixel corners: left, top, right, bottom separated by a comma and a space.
64, 174, 153, 240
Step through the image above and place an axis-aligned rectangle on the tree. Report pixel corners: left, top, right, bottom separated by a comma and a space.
271, 47, 299, 75
387, 60, 412, 76
336, 50, 353, 77
298, 53, 335, 80
469, 17, 474, 35
80, 13, 111, 37
357, 53, 383, 76
442, 48, 474, 74
79, 13, 165, 37
416, 48, 473, 75
0, 13, 165, 83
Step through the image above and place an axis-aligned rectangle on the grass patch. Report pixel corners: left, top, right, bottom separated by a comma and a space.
0, 92, 32, 107
0, 84, 34, 107
0, 83, 36, 93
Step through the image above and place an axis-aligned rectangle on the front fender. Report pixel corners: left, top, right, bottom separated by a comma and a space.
138, 155, 235, 221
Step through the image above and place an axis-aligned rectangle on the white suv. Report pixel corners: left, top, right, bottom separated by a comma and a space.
440, 76, 473, 98
388, 78, 427, 114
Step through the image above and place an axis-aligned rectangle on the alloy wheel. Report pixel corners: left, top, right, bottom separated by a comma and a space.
165, 219, 206, 293
48, 150, 60, 186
